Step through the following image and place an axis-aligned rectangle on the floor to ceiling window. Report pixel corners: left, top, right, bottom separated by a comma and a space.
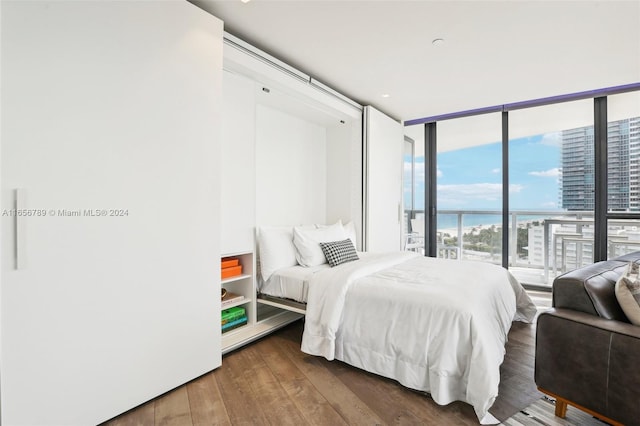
508, 100, 593, 285
606, 91, 640, 259
437, 113, 502, 263
404, 85, 640, 288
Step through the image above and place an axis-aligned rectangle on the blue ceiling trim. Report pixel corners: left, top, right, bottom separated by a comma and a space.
404, 82, 640, 127
404, 105, 503, 126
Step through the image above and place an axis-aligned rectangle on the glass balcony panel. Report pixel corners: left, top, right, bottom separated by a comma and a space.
607, 92, 640, 259
509, 100, 593, 287
437, 113, 502, 263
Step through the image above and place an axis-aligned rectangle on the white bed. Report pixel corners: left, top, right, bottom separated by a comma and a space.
258, 263, 329, 303
257, 223, 537, 425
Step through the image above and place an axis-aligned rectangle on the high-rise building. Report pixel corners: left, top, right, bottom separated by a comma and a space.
561, 117, 640, 211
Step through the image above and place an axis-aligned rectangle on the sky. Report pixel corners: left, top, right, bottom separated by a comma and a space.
405, 132, 563, 211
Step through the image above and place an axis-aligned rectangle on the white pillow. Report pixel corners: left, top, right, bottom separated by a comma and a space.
615, 262, 640, 325
343, 221, 358, 249
257, 226, 297, 281
316, 220, 358, 250
293, 221, 347, 267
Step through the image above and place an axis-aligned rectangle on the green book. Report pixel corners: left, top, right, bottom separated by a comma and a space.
221, 306, 246, 323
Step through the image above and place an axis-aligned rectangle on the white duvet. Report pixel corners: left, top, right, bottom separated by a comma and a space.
301, 251, 537, 424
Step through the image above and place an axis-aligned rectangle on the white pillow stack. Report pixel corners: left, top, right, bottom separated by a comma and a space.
293, 221, 347, 267
257, 220, 358, 280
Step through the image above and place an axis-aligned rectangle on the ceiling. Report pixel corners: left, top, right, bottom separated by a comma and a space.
189, 0, 640, 124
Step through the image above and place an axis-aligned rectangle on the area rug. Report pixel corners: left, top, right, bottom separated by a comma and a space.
500, 396, 609, 426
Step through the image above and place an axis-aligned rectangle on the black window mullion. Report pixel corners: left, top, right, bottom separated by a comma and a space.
425, 122, 437, 257
502, 111, 509, 268
594, 96, 608, 261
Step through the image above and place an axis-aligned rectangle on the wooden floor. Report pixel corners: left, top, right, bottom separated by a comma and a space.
102, 298, 548, 426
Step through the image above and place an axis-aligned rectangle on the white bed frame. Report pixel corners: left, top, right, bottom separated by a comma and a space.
257, 293, 307, 315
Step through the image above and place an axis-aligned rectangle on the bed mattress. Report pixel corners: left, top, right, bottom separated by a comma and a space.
258, 263, 330, 303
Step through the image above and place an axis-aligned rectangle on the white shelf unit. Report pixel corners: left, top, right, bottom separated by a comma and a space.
221, 274, 254, 309
220, 251, 303, 354
221, 252, 255, 339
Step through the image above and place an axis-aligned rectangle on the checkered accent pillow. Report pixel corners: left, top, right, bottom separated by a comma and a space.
319, 239, 359, 267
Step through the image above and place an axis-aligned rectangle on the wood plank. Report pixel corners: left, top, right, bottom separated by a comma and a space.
259, 336, 348, 426
213, 349, 270, 425
100, 400, 155, 426
491, 320, 539, 419
275, 325, 387, 425
331, 356, 465, 425
186, 372, 231, 426
240, 343, 309, 425
154, 386, 193, 426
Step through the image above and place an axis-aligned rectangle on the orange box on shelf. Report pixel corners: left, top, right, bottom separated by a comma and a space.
221, 258, 239, 269
221, 265, 243, 279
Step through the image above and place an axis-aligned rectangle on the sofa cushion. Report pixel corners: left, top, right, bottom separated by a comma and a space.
615, 272, 640, 325
553, 260, 629, 321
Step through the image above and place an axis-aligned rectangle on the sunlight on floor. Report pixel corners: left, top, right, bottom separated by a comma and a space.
526, 290, 552, 309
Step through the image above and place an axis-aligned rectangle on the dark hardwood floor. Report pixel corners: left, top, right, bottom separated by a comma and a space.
102, 300, 547, 426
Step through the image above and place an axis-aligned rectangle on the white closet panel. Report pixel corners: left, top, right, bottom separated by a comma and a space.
0, 2, 223, 424
364, 106, 404, 252
221, 70, 256, 253
255, 103, 327, 226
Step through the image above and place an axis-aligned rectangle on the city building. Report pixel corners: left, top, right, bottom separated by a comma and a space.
562, 117, 640, 211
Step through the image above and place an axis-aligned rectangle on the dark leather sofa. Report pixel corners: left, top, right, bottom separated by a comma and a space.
535, 251, 640, 426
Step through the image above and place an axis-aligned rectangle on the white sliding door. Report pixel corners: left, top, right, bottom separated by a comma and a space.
364, 106, 404, 251
0, 2, 223, 425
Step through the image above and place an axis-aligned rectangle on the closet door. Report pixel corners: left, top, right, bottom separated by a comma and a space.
364, 106, 404, 251
0, 2, 222, 425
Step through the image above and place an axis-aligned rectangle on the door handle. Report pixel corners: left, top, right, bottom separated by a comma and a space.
15, 188, 27, 269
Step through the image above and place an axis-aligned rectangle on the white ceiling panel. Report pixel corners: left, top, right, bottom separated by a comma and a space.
190, 0, 640, 123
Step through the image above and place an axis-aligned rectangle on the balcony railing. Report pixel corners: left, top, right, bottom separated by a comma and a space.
404, 209, 640, 287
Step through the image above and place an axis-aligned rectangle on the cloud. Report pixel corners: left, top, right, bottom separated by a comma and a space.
437, 168, 443, 178
491, 168, 500, 174
540, 132, 562, 147
437, 183, 523, 206
529, 168, 560, 178
540, 201, 558, 208
403, 161, 433, 180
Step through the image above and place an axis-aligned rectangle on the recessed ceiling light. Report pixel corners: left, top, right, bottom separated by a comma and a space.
240, 0, 251, 3
381, 94, 390, 98
432, 38, 445, 46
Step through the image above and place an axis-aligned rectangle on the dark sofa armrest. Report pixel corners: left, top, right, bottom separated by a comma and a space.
552, 260, 629, 321
535, 308, 640, 424
537, 308, 640, 338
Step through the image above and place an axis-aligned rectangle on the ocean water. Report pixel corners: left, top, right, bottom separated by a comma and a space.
436, 213, 550, 230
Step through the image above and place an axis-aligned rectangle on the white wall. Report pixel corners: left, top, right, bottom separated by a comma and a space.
326, 124, 352, 224
255, 104, 327, 226
223, 36, 363, 234
221, 70, 256, 254
0, 2, 222, 424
